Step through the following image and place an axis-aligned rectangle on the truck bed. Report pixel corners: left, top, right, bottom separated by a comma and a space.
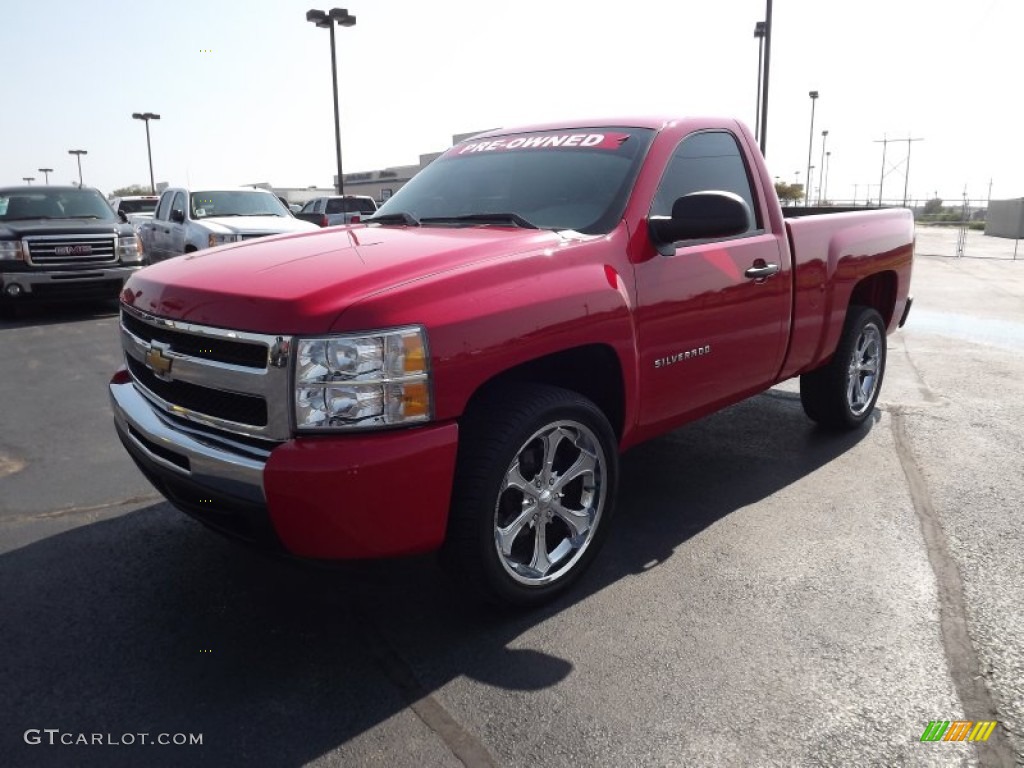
779, 206, 914, 380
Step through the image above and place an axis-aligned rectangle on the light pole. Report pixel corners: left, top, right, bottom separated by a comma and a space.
306, 7, 357, 197
753, 21, 765, 141
68, 149, 87, 187
759, 0, 773, 156
132, 112, 161, 194
38, 168, 53, 184
818, 130, 828, 204
804, 91, 818, 206
823, 151, 831, 204
22, 177, 35, 185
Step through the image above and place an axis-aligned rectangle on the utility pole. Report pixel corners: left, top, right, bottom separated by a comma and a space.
901, 136, 924, 206
875, 134, 923, 207
875, 134, 887, 206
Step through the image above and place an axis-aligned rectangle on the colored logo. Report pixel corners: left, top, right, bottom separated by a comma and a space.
920, 721, 997, 742
144, 343, 173, 380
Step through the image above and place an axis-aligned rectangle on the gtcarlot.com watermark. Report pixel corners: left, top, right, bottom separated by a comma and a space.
24, 729, 202, 747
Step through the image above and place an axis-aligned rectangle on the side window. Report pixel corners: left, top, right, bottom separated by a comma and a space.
171, 192, 186, 218
300, 200, 316, 213
651, 131, 760, 234
154, 192, 172, 221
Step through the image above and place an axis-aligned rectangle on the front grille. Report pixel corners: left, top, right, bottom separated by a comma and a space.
120, 307, 291, 441
127, 355, 268, 427
239, 233, 272, 241
122, 311, 268, 369
25, 235, 117, 267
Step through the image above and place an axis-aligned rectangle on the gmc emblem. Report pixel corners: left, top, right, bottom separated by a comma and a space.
54, 245, 93, 256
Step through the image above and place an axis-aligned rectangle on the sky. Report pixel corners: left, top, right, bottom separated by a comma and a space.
2, 0, 1021, 205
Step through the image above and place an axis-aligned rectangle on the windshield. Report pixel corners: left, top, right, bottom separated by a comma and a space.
0, 188, 117, 222
118, 199, 158, 214
326, 197, 377, 215
375, 127, 654, 234
190, 190, 289, 219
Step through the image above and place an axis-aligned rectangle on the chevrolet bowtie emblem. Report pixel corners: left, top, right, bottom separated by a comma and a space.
144, 344, 173, 380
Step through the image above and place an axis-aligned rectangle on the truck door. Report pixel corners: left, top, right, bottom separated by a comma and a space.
168, 191, 188, 255
148, 191, 173, 261
634, 130, 791, 430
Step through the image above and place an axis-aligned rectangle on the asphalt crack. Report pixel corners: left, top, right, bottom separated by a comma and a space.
891, 409, 1015, 767
354, 613, 499, 768
0, 493, 162, 524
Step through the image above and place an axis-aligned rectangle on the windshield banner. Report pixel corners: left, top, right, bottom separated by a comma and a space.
450, 132, 631, 156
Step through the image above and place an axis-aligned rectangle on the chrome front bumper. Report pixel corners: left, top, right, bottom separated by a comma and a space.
110, 377, 269, 505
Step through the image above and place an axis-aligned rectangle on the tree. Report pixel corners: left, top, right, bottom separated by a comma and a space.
774, 181, 804, 206
923, 197, 943, 215
110, 184, 152, 197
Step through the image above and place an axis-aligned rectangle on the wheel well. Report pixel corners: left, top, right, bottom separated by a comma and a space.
466, 345, 626, 439
849, 271, 897, 327
184, 245, 197, 253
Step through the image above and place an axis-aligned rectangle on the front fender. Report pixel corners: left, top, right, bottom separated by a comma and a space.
333, 229, 640, 440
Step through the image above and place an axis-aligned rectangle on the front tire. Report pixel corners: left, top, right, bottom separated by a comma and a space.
443, 384, 619, 607
800, 305, 887, 430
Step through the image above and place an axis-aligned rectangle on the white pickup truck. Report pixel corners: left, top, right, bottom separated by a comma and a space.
109, 195, 160, 232
295, 195, 378, 227
138, 187, 318, 262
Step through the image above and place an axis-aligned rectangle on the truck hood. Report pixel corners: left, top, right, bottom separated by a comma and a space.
0, 219, 133, 238
122, 225, 566, 333
198, 215, 319, 235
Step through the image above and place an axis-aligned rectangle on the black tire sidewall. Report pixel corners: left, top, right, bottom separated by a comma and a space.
448, 385, 619, 607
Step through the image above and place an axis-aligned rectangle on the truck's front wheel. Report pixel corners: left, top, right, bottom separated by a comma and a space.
444, 385, 618, 607
800, 305, 887, 430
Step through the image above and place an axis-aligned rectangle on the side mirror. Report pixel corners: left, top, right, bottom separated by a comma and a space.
117, 210, 128, 223
648, 191, 751, 255
170, 208, 185, 223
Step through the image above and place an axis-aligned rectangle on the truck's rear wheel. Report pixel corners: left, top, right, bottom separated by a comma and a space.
444, 384, 618, 607
800, 305, 887, 430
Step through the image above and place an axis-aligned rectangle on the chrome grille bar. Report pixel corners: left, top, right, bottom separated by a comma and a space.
25, 234, 118, 267
119, 305, 293, 441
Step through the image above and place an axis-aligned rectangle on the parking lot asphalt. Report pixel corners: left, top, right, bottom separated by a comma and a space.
1, 228, 1021, 767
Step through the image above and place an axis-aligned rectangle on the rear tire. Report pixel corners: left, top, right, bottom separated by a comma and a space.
800, 305, 887, 430
443, 384, 619, 608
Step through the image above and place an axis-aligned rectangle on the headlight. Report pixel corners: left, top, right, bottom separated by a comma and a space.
208, 233, 241, 248
0, 241, 25, 261
294, 326, 431, 430
118, 235, 144, 263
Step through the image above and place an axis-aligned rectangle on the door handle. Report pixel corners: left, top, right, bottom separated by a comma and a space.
744, 263, 780, 280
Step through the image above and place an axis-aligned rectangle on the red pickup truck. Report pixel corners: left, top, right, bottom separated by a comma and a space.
110, 117, 913, 606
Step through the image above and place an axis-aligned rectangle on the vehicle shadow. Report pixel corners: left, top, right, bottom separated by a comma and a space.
0, 391, 875, 767
0, 299, 119, 329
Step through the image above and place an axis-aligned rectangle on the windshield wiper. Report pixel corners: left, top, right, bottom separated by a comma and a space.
420, 213, 538, 229
237, 212, 283, 216
365, 212, 421, 226
3, 216, 53, 221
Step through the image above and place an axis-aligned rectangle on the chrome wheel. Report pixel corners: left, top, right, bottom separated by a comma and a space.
800, 305, 887, 430
493, 420, 607, 586
846, 323, 882, 416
